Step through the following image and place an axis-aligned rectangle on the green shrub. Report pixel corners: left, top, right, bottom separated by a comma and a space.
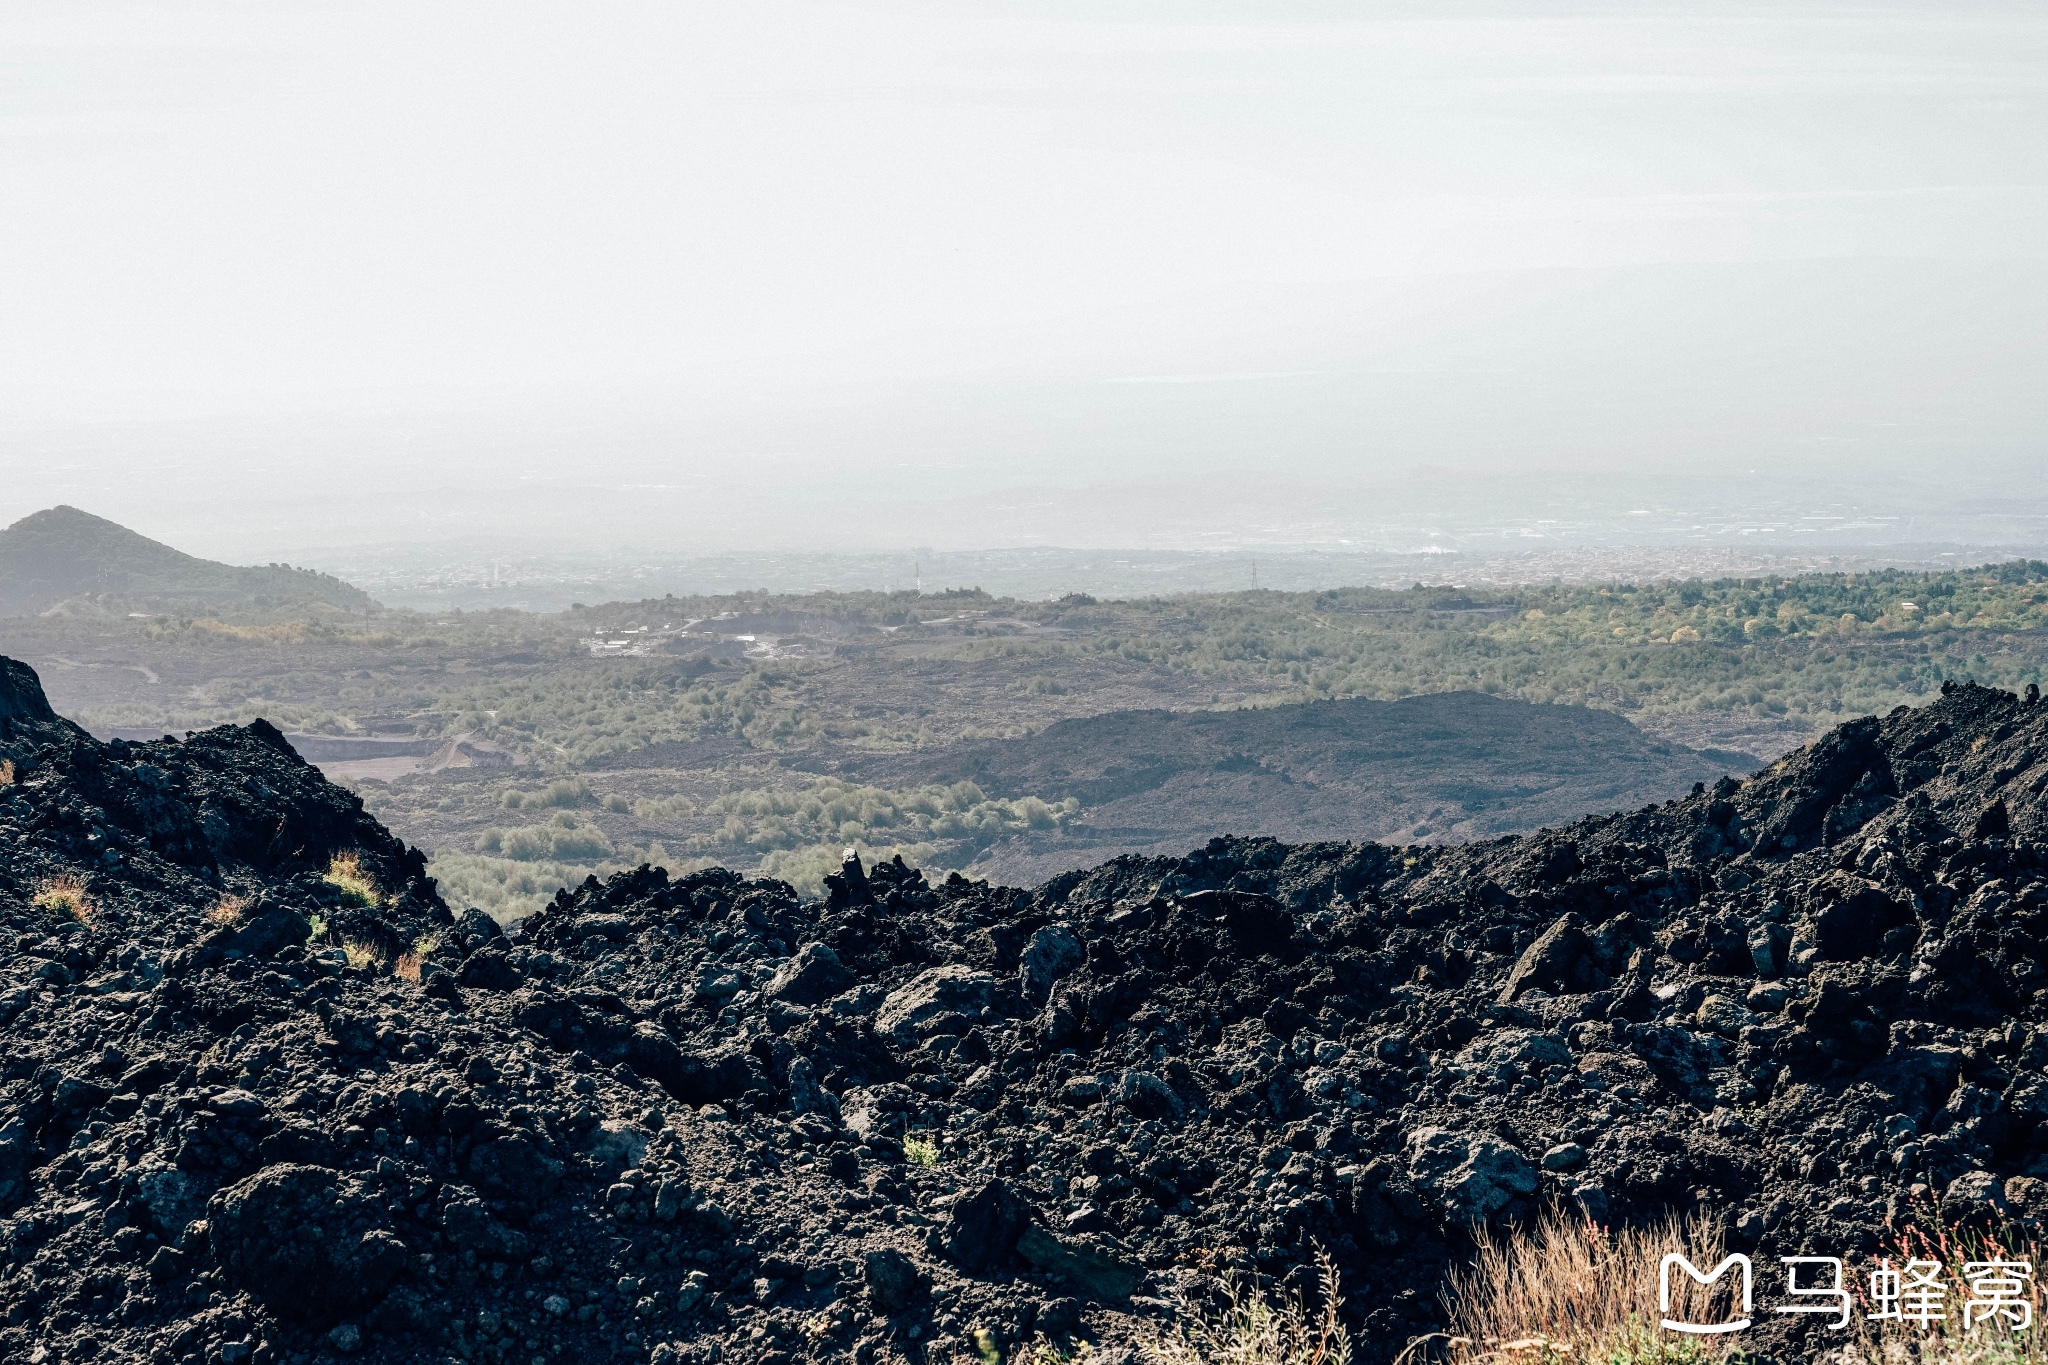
476, 813, 615, 862
630, 793, 698, 820
499, 777, 594, 810
323, 853, 379, 907
430, 852, 597, 924
694, 778, 1077, 860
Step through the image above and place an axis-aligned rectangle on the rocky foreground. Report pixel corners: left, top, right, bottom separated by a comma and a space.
2, 653, 2047, 1365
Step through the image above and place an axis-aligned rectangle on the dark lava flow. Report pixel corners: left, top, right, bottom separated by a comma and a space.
3, 654, 2048, 1364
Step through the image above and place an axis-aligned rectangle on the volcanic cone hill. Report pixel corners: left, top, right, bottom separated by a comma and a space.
0, 507, 374, 617
2, 652, 2048, 1365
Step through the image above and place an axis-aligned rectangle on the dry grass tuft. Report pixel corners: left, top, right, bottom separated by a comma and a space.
1415, 1205, 2048, 1365
205, 894, 247, 928
1016, 1253, 1351, 1365
32, 873, 96, 929
395, 931, 444, 982
341, 938, 384, 971
1422, 1211, 1735, 1365
0, 759, 15, 785
1019, 1347, 1092, 1364
323, 852, 380, 908
1147, 1244, 1351, 1365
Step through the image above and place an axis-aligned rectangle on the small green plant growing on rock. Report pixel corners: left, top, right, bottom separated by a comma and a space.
32, 874, 95, 929
904, 1135, 941, 1167
307, 912, 328, 942
323, 852, 379, 908
341, 938, 383, 971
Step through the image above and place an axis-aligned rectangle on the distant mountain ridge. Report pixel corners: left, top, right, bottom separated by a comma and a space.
0, 506, 375, 616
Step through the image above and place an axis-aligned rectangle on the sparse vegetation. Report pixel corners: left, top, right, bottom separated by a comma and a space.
28, 563, 2048, 761
18, 558, 2048, 928
429, 851, 602, 923
429, 847, 712, 924
421, 565, 2048, 765
499, 777, 596, 810
307, 912, 328, 942
31, 873, 95, 928
1423, 1207, 2048, 1365
752, 838, 938, 898
323, 852, 380, 908
475, 812, 616, 862
630, 793, 698, 821
903, 1135, 941, 1167
695, 777, 1075, 858
1836, 1209, 2048, 1365
397, 930, 443, 980
340, 938, 382, 970
205, 894, 247, 928
0, 758, 14, 785
1146, 1246, 1351, 1365
1429, 1212, 1739, 1364
1019, 1343, 1092, 1364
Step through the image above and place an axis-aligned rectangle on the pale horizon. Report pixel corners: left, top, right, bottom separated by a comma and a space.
4, 2, 2045, 561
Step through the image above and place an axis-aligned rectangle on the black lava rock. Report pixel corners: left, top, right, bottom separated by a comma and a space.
863, 1247, 926, 1315
947, 1177, 1031, 1271
5, 657, 2048, 1365
207, 1164, 408, 1318
764, 942, 857, 1006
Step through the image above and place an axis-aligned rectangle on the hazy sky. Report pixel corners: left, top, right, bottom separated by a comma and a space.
3, 2, 2044, 557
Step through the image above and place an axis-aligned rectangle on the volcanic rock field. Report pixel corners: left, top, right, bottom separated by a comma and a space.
3, 651, 2048, 1364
